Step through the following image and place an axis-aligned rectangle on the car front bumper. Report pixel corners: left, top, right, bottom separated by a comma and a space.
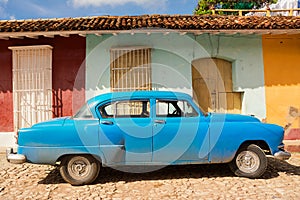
274, 150, 291, 160
6, 148, 26, 164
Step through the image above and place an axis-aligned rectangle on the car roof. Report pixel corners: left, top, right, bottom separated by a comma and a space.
87, 91, 192, 105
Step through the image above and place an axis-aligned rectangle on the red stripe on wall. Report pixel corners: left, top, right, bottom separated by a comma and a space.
285, 128, 300, 140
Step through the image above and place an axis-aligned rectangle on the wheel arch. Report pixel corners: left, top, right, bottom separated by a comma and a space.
56, 153, 103, 165
238, 140, 271, 155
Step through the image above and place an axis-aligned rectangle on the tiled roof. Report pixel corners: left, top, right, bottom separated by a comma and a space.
0, 15, 300, 33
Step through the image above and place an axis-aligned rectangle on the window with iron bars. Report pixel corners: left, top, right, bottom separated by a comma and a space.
110, 47, 152, 92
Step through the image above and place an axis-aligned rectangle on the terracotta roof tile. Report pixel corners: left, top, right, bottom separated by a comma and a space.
0, 15, 300, 33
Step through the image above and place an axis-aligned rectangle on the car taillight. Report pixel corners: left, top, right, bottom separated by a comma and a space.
14, 131, 19, 144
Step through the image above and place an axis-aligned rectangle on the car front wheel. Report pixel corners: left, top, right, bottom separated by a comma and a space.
229, 144, 267, 178
59, 155, 100, 185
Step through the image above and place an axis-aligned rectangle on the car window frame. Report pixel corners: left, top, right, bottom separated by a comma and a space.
155, 98, 199, 118
72, 103, 96, 119
97, 98, 151, 119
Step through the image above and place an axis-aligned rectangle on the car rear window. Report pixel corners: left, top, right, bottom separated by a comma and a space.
99, 100, 150, 118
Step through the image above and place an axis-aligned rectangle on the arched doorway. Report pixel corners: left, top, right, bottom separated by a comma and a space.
192, 58, 242, 113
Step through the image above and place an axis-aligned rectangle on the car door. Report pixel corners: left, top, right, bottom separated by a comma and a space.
98, 99, 152, 165
152, 98, 210, 164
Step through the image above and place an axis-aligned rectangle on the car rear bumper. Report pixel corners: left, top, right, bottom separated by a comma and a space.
274, 150, 291, 160
6, 148, 26, 164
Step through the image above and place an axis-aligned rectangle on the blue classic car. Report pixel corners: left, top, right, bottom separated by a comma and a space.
7, 91, 291, 185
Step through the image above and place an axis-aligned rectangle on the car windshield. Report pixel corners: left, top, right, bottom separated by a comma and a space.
192, 98, 208, 116
73, 103, 94, 119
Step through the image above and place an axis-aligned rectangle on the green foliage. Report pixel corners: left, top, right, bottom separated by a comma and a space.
194, 0, 278, 15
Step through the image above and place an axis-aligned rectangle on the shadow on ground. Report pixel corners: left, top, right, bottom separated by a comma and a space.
38, 157, 300, 185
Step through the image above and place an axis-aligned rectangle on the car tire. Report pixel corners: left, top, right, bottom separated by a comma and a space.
59, 155, 100, 185
229, 144, 267, 178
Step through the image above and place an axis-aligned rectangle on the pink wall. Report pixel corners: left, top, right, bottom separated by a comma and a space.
0, 35, 86, 132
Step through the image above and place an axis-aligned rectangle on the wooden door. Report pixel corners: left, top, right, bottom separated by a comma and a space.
192, 58, 241, 113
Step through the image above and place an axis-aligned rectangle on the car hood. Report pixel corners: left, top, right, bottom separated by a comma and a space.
30, 117, 70, 128
209, 113, 261, 123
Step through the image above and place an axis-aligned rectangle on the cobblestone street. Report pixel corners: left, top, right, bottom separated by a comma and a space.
0, 153, 300, 200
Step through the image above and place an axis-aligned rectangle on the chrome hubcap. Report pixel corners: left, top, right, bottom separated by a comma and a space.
236, 151, 260, 174
72, 162, 86, 175
68, 157, 90, 178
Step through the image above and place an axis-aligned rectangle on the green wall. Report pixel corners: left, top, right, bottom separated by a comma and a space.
86, 32, 266, 118
194, 34, 266, 118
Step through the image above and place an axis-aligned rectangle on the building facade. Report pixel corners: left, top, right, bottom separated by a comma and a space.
0, 15, 300, 146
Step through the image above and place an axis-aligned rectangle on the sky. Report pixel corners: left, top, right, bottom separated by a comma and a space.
0, 0, 198, 20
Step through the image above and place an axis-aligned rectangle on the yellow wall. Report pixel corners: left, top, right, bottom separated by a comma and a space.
262, 34, 300, 128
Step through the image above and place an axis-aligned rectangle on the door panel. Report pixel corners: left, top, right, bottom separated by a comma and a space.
100, 118, 152, 164
152, 99, 209, 163
98, 100, 152, 164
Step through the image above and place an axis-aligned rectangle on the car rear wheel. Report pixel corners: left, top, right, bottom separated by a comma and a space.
59, 155, 100, 185
229, 144, 267, 178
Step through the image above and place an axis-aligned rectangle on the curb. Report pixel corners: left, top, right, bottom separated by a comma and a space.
284, 140, 300, 153
0, 148, 7, 154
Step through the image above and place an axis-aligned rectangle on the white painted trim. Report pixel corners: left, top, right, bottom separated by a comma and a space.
8, 45, 53, 50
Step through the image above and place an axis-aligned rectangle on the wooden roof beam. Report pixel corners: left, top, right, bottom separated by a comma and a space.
43, 34, 55, 38
59, 33, 70, 37
26, 35, 38, 39
9, 36, 24, 39
194, 32, 204, 36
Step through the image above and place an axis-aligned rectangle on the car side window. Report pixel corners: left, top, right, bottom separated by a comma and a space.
156, 100, 198, 118
99, 100, 150, 118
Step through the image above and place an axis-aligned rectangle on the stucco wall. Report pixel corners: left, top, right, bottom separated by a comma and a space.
0, 35, 86, 132
86, 33, 266, 119
86, 33, 205, 98
194, 34, 266, 119
263, 34, 300, 130
0, 40, 13, 132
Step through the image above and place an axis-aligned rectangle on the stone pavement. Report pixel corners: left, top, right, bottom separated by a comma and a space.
0, 153, 300, 200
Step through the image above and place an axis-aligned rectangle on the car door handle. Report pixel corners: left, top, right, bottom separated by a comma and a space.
154, 120, 166, 124
101, 121, 114, 125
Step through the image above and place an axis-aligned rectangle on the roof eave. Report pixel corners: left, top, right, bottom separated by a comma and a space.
1, 28, 300, 40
